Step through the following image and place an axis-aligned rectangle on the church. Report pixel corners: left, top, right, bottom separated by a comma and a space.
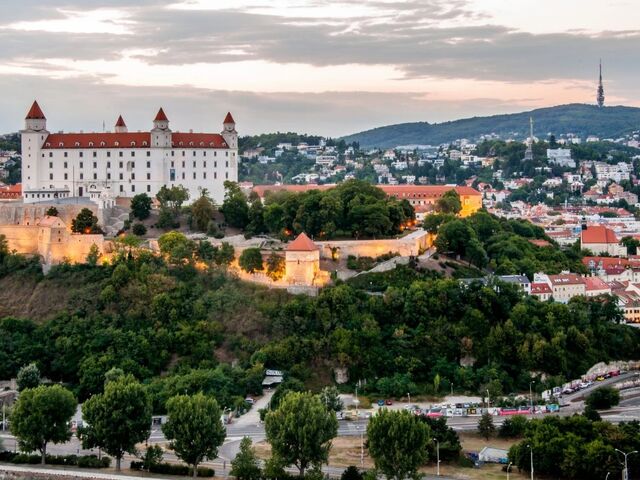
20, 102, 238, 205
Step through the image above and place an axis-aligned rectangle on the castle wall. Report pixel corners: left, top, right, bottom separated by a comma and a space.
0, 225, 39, 254
0, 203, 99, 229
316, 229, 432, 260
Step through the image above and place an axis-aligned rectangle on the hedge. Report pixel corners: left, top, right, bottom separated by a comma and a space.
0, 451, 110, 468
131, 460, 214, 477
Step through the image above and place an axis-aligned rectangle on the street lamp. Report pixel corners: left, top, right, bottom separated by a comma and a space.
529, 381, 535, 411
433, 438, 440, 476
527, 444, 534, 480
507, 462, 513, 480
605, 472, 610, 480
615, 448, 638, 480
356, 425, 364, 468
408, 392, 411, 405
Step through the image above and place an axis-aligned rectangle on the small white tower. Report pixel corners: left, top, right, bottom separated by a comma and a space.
221, 112, 237, 149
151, 108, 171, 148
114, 115, 128, 133
21, 101, 49, 192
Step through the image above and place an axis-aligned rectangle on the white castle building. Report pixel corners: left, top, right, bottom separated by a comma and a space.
20, 101, 238, 205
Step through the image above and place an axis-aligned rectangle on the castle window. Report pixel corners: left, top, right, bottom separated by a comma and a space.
107, 173, 111, 180
146, 151, 150, 157
49, 162, 53, 168
49, 174, 53, 180
64, 162, 68, 168
119, 152, 123, 157
79, 162, 83, 168
147, 185, 151, 192
143, 141, 148, 146
214, 151, 217, 157
107, 161, 111, 168
182, 150, 185, 156
119, 173, 123, 180
193, 151, 196, 156
179, 142, 184, 147
182, 161, 185, 168
171, 151, 175, 157
226, 161, 229, 168
131, 173, 135, 180
64, 152, 68, 157
203, 151, 207, 157
199, 142, 204, 146
214, 161, 217, 168
64, 173, 68, 180
93, 162, 97, 168
89, 142, 94, 147
131, 151, 135, 157
93, 151, 97, 157
119, 162, 123, 168
193, 161, 196, 168
147, 173, 151, 180
146, 161, 151, 168
189, 142, 194, 146
203, 172, 207, 179
93, 173, 97, 180
49, 152, 52, 158
80, 173, 84, 180
131, 185, 135, 192
225, 172, 229, 179
120, 185, 123, 192
204, 161, 207, 168
214, 172, 217, 179
225, 152, 228, 157
45, 142, 50, 147
193, 172, 196, 179
107, 151, 111, 157
79, 152, 84, 158
182, 172, 185, 179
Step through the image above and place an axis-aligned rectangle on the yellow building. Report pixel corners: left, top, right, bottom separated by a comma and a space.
285, 233, 323, 286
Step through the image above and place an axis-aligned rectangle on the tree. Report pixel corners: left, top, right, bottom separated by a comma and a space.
230, 436, 261, 480
71, 208, 102, 234
265, 252, 285, 281
80, 375, 152, 471
141, 445, 164, 471
478, 412, 496, 440
498, 415, 528, 438
246, 196, 266, 236
436, 190, 462, 215
132, 223, 147, 236
265, 391, 338, 476
16, 363, 40, 391
621, 236, 640, 255
86, 243, 100, 266
10, 385, 76, 464
239, 248, 263, 273
585, 386, 620, 410
221, 181, 249, 229
162, 393, 226, 477
367, 409, 430, 480
130, 193, 152, 220
191, 194, 216, 232
158, 231, 195, 264
157, 185, 189, 214
45, 207, 58, 217
214, 242, 235, 266
341, 466, 363, 480
318, 386, 344, 412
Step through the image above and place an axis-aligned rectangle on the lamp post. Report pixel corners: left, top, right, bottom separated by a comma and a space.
507, 462, 513, 480
605, 472, 610, 480
433, 438, 440, 476
527, 444, 534, 480
486, 389, 491, 410
354, 385, 359, 421
408, 392, 411, 405
529, 381, 535, 411
451, 383, 453, 396
615, 448, 638, 480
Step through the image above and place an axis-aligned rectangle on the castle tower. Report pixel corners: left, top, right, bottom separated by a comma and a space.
151, 108, 171, 148
597, 60, 605, 108
221, 112, 238, 149
21, 101, 49, 192
285, 232, 320, 285
114, 115, 128, 133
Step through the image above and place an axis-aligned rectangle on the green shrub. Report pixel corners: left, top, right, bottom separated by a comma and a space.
77, 455, 111, 468
132, 223, 147, 236
498, 415, 528, 438
585, 386, 620, 410
137, 461, 214, 477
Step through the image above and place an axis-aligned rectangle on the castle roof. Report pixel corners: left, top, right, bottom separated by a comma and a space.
224, 112, 235, 124
41, 132, 228, 149
154, 108, 168, 122
38, 215, 65, 228
115, 115, 126, 127
287, 232, 318, 252
26, 101, 45, 120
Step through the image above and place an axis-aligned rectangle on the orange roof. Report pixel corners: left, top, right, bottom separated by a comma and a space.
252, 184, 480, 199
41, 132, 228, 149
154, 108, 168, 122
583, 256, 629, 269
584, 276, 610, 291
548, 273, 585, 285
224, 112, 235, 124
115, 115, 126, 127
287, 232, 318, 252
531, 282, 552, 294
0, 183, 21, 199
581, 225, 619, 244
26, 101, 45, 120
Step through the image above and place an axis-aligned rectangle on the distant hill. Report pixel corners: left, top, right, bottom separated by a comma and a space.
341, 104, 640, 149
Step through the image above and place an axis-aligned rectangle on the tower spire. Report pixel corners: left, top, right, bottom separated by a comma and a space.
523, 116, 534, 161
597, 59, 605, 108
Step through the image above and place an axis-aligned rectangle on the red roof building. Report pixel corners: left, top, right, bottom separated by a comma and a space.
580, 225, 626, 257
154, 107, 168, 122
286, 232, 319, 252
25, 101, 45, 119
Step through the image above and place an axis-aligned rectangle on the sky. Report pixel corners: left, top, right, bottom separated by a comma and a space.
1, 0, 639, 137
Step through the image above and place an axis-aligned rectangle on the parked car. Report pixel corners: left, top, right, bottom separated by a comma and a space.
385, 399, 393, 406
596, 376, 605, 382
377, 400, 385, 407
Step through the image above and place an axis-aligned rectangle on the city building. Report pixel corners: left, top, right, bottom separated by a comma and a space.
547, 148, 576, 168
20, 101, 238, 205
580, 225, 626, 256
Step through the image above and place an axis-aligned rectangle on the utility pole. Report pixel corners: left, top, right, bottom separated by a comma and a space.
530, 381, 535, 410
507, 462, 513, 480
433, 438, 440, 476
528, 444, 534, 480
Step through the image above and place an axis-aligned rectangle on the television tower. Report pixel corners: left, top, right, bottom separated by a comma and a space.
597, 60, 605, 108
523, 116, 534, 161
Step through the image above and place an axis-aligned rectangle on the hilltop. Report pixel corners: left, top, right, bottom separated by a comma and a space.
341, 104, 640, 148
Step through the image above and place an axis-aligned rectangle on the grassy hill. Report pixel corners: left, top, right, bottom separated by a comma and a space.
342, 104, 640, 148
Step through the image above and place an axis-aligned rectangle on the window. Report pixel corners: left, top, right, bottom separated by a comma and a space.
107, 173, 111, 180
147, 173, 151, 180
182, 161, 185, 168
146, 161, 150, 168
80, 173, 84, 180
171, 151, 175, 157
79, 162, 83, 168
107, 151, 111, 158
131, 185, 135, 192
120, 185, 124, 192
64, 173, 68, 180
193, 172, 196, 179
214, 151, 217, 157
119, 173, 123, 180
64, 152, 68, 158
131, 173, 135, 180
214, 161, 217, 168
93, 162, 97, 168
93, 152, 97, 158
193, 151, 196, 157
226, 161, 229, 168
119, 162, 123, 168
131, 151, 135, 157
193, 161, 196, 167
146, 151, 150, 157
79, 152, 84, 158
225, 172, 229, 179
203, 151, 207, 157
49, 173, 53, 180
182, 151, 185, 157
49, 152, 53, 158
147, 185, 151, 192
171, 161, 174, 167
203, 172, 207, 179
93, 173, 97, 180
182, 172, 185, 180
225, 151, 228, 157
214, 172, 217, 179
107, 161, 111, 168
119, 151, 123, 157
131, 162, 135, 169
49, 162, 53, 168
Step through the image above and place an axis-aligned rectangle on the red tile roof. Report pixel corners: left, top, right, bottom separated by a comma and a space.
583, 256, 629, 269
224, 112, 235, 124
548, 273, 585, 285
287, 232, 318, 252
26, 101, 45, 120
154, 108, 168, 122
115, 115, 126, 127
581, 225, 619, 244
531, 282, 552, 294
0, 183, 21, 199
584, 276, 610, 292
38, 215, 65, 228
41, 132, 228, 149
251, 184, 480, 200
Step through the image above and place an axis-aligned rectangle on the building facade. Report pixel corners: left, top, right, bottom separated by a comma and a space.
21, 102, 238, 205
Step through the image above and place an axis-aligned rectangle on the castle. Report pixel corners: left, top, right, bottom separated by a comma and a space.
20, 102, 238, 205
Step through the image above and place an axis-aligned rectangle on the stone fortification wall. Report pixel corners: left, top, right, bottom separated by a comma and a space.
0, 202, 99, 228
0, 225, 39, 253
316, 229, 433, 259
